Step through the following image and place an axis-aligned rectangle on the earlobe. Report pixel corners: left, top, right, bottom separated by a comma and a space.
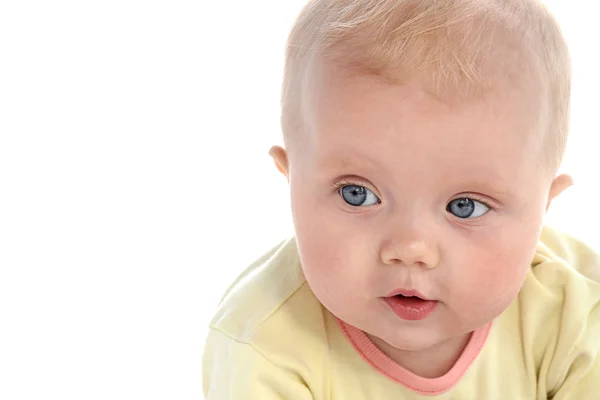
269, 145, 289, 179
546, 174, 573, 211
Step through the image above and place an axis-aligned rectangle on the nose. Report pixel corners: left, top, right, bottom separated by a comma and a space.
380, 228, 440, 269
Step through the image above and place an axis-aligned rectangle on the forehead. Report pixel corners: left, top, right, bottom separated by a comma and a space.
306, 71, 540, 169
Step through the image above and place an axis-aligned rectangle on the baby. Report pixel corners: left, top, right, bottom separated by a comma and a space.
203, 0, 600, 398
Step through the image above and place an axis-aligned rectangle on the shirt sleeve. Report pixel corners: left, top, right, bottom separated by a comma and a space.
202, 328, 315, 400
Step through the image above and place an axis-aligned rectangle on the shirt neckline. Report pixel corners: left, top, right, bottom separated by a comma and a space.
337, 318, 492, 395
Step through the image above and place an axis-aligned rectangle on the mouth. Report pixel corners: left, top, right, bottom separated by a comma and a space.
385, 289, 431, 300
382, 290, 438, 321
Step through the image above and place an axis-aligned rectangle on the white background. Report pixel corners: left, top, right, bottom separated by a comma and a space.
0, 1, 598, 399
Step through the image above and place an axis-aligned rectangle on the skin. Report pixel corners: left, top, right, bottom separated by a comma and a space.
269, 66, 572, 378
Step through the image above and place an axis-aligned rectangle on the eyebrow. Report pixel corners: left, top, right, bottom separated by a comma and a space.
320, 157, 515, 199
319, 150, 517, 196
459, 181, 516, 199
318, 154, 381, 171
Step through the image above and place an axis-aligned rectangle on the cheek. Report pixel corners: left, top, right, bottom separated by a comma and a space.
452, 219, 542, 313
470, 247, 530, 295
290, 184, 373, 303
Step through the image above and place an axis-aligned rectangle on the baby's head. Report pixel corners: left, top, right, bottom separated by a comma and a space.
270, 0, 573, 367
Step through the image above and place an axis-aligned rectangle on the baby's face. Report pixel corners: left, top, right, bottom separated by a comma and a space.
287, 69, 555, 352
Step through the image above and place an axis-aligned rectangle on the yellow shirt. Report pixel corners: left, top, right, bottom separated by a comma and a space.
202, 226, 600, 399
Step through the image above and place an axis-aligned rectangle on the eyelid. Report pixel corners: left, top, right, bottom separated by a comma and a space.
330, 179, 499, 211
330, 176, 379, 195
450, 194, 496, 211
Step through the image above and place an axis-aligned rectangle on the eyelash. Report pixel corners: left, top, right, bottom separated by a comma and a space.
330, 179, 377, 195
456, 194, 494, 211
330, 179, 495, 211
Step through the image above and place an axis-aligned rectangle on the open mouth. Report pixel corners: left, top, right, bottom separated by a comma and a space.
390, 294, 430, 308
385, 289, 430, 300
383, 293, 438, 321
392, 293, 422, 299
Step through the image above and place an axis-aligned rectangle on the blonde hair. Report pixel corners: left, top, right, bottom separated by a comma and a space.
281, 0, 571, 173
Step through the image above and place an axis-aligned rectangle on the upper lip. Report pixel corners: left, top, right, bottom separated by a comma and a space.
385, 289, 432, 300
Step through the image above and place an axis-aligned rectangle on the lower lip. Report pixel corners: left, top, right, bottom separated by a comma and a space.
383, 296, 438, 321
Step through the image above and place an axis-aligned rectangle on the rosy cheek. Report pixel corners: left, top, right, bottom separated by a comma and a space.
471, 242, 532, 301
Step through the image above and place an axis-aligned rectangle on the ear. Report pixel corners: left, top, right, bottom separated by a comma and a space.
546, 174, 573, 212
268, 145, 289, 179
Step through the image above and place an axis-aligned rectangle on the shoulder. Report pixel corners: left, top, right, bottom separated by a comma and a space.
533, 225, 600, 283
520, 225, 600, 396
203, 238, 331, 398
208, 237, 328, 349
524, 225, 600, 322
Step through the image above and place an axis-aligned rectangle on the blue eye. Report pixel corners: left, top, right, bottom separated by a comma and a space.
447, 198, 490, 219
340, 185, 380, 207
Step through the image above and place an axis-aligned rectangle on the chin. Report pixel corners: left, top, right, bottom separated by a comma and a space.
367, 328, 441, 352
387, 336, 439, 352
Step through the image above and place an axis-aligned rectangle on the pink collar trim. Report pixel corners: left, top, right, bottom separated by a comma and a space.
337, 319, 492, 395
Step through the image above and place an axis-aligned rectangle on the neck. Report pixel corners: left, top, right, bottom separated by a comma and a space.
367, 331, 473, 378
